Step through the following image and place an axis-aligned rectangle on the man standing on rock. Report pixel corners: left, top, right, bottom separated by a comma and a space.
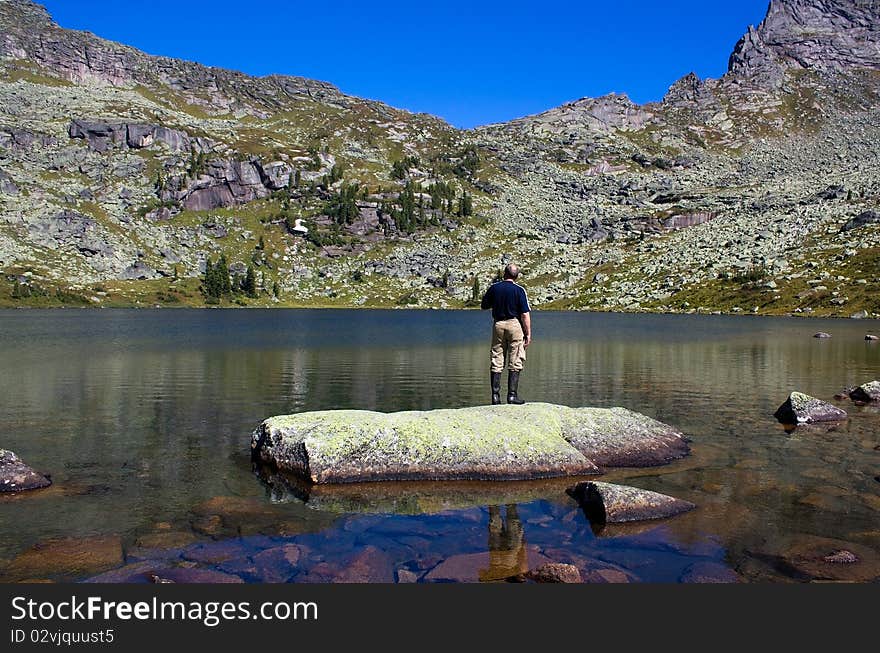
481, 264, 531, 405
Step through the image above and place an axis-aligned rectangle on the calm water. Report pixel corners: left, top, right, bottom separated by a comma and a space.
0, 309, 878, 583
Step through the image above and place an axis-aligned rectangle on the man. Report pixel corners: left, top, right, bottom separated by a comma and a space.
480, 264, 531, 405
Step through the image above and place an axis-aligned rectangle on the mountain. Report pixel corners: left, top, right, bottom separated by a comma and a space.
1, 0, 879, 316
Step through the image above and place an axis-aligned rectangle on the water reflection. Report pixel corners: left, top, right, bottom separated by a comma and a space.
0, 309, 878, 582
481, 505, 527, 582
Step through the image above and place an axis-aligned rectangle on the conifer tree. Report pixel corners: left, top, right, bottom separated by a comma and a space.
244, 264, 257, 298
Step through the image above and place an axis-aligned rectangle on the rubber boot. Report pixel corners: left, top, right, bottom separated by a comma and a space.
507, 370, 525, 405
491, 372, 502, 405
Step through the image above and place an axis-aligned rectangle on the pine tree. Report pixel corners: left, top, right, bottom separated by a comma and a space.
471, 277, 480, 302
272, 281, 280, 298
244, 264, 257, 298
217, 254, 232, 295
203, 256, 220, 299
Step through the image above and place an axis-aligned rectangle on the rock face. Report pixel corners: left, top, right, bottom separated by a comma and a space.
566, 481, 696, 523
252, 403, 690, 484
849, 380, 880, 402
0, 449, 51, 492
728, 0, 880, 85
773, 391, 848, 424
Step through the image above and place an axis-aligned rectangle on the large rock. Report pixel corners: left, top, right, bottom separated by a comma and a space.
0, 450, 51, 492
840, 210, 880, 233
849, 381, 880, 403
566, 481, 695, 524
773, 392, 848, 425
251, 403, 690, 484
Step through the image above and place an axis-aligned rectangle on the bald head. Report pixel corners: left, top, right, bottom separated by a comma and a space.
503, 264, 520, 280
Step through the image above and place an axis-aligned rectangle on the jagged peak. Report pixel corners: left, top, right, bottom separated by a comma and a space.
727, 0, 880, 83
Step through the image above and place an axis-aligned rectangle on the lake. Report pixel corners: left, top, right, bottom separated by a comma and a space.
1, 309, 878, 582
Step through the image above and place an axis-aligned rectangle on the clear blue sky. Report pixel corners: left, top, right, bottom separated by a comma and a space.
40, 0, 770, 128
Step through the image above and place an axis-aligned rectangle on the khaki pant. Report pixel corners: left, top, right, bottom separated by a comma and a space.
490, 319, 526, 373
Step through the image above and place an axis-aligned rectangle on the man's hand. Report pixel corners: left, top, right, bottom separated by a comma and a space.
523, 334, 531, 349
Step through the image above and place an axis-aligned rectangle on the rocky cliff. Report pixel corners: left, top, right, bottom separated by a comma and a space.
1, 0, 879, 316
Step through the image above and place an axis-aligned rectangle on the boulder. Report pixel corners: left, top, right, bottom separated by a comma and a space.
866, 335, 879, 342
566, 481, 695, 524
813, 332, 832, 339
849, 381, 880, 403
252, 403, 690, 484
840, 210, 880, 232
0, 450, 51, 492
773, 392, 847, 425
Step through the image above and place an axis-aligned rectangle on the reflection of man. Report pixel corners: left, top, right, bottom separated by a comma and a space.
480, 264, 531, 405
479, 504, 527, 582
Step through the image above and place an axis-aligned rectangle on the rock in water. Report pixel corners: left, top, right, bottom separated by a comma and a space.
252, 403, 689, 483
773, 392, 847, 425
525, 563, 583, 583
0, 450, 51, 492
849, 381, 880, 403
813, 332, 832, 339
566, 481, 695, 524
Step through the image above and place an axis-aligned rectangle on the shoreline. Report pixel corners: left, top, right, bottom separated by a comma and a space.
0, 303, 878, 322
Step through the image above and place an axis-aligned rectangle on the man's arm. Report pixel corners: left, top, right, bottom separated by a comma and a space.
520, 312, 531, 348
480, 284, 493, 310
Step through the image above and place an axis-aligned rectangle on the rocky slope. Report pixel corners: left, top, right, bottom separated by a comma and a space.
1, 0, 879, 317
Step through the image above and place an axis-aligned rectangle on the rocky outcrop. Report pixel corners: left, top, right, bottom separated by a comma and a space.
773, 391, 848, 424
566, 481, 696, 523
727, 0, 880, 85
0, 0, 341, 115
0, 449, 51, 492
849, 380, 880, 402
840, 210, 880, 232
68, 120, 194, 153
251, 403, 690, 484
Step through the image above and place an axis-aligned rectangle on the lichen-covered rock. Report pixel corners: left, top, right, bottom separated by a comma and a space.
849, 380, 880, 403
773, 392, 848, 424
0, 449, 51, 492
566, 481, 696, 524
251, 403, 689, 483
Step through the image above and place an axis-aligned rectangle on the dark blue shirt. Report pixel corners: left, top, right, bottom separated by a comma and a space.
481, 281, 530, 321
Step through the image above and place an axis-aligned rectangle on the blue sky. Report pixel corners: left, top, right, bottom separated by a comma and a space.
40, 0, 770, 128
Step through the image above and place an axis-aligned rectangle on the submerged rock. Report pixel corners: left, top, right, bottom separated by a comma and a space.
252, 403, 689, 484
566, 481, 695, 524
3, 536, 123, 581
0, 450, 51, 493
813, 332, 832, 339
773, 392, 847, 425
849, 381, 880, 403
